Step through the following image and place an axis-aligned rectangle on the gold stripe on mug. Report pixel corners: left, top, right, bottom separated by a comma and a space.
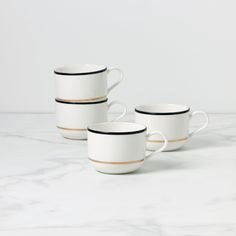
57, 126, 87, 131
147, 137, 188, 143
55, 95, 107, 103
89, 158, 145, 165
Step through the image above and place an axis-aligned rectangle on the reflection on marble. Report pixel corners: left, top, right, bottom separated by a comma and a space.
0, 113, 236, 236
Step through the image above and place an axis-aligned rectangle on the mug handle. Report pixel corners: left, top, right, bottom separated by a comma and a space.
107, 67, 124, 94
145, 131, 168, 158
189, 111, 209, 137
108, 101, 127, 121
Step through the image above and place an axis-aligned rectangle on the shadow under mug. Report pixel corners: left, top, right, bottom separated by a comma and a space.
56, 99, 127, 140
54, 64, 123, 102
135, 104, 209, 151
87, 122, 168, 174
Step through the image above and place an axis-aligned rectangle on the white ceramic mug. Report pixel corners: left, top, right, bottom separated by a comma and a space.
87, 122, 167, 174
135, 104, 209, 151
56, 99, 127, 140
54, 64, 123, 102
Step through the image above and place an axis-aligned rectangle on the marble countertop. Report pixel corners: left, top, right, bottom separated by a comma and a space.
0, 113, 236, 236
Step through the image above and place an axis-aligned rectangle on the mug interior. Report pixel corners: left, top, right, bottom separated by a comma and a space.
135, 104, 190, 115
54, 64, 107, 75
88, 122, 146, 135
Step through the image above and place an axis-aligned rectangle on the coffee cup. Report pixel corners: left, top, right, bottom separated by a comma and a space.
56, 99, 127, 140
87, 122, 167, 174
135, 104, 209, 151
54, 64, 123, 102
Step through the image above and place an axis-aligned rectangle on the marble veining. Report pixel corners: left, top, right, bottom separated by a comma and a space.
0, 113, 236, 236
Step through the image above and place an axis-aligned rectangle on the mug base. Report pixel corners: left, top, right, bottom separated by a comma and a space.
147, 139, 188, 151
90, 159, 144, 174
57, 128, 87, 140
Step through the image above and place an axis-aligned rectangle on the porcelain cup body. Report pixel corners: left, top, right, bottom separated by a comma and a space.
135, 104, 209, 151
87, 122, 167, 174
54, 64, 123, 102
56, 99, 126, 140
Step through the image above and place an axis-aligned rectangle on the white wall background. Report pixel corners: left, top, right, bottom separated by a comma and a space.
0, 0, 236, 113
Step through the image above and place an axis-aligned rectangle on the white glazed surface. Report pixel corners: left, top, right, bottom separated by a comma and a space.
90, 161, 145, 175
55, 71, 107, 100
135, 111, 189, 151
56, 101, 126, 140
56, 102, 107, 140
0, 113, 235, 235
135, 105, 208, 151
55, 65, 123, 101
88, 122, 147, 174
56, 102, 107, 129
87, 122, 167, 174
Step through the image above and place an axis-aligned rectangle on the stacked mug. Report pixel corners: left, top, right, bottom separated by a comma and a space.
54, 64, 209, 175
54, 64, 127, 140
